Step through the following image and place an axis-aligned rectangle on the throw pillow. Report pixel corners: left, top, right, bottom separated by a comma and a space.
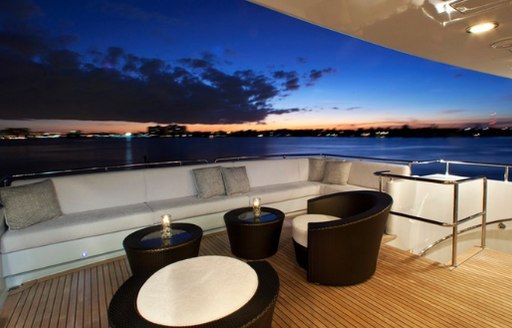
308, 158, 326, 181
221, 166, 251, 195
192, 166, 226, 198
322, 161, 352, 185
0, 179, 63, 230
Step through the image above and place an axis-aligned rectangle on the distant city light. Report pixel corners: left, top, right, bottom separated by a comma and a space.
125, 132, 132, 137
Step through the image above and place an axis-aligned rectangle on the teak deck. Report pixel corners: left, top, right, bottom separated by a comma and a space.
1, 218, 512, 327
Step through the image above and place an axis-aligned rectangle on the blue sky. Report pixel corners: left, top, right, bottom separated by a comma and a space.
1, 0, 511, 133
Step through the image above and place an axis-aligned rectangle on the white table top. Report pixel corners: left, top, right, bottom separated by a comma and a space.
137, 255, 258, 326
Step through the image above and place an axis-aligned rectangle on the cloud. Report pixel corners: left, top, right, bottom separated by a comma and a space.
306, 68, 336, 86
296, 56, 307, 64
100, 1, 178, 25
273, 70, 300, 91
439, 109, 465, 115
269, 108, 303, 115
0, 0, 43, 24
346, 106, 362, 111
0, 3, 333, 126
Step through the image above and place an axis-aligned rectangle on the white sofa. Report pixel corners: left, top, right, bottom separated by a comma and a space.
0, 157, 410, 289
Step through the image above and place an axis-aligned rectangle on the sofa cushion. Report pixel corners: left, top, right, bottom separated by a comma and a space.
232, 158, 309, 188
192, 166, 226, 199
308, 158, 326, 181
319, 183, 368, 195
0, 203, 154, 253
322, 161, 352, 185
147, 194, 248, 221
0, 179, 63, 230
248, 181, 321, 204
44, 170, 147, 213
292, 214, 340, 247
144, 166, 198, 201
221, 166, 251, 195
348, 161, 411, 190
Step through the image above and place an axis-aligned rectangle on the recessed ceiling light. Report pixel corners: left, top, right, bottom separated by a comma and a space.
466, 21, 499, 34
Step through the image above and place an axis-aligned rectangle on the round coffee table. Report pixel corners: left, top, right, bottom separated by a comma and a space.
123, 222, 203, 277
108, 258, 280, 328
224, 207, 284, 260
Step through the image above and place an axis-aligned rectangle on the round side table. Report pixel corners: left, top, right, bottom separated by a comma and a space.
224, 207, 284, 260
123, 222, 203, 277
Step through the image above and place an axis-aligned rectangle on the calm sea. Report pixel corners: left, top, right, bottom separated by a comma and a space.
1, 137, 511, 180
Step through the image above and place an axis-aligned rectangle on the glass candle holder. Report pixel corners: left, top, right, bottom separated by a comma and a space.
161, 214, 172, 240
252, 197, 261, 218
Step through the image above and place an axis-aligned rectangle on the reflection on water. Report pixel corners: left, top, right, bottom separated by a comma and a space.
0, 137, 511, 179
125, 137, 133, 164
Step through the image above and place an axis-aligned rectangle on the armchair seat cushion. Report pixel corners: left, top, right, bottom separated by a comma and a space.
292, 214, 339, 247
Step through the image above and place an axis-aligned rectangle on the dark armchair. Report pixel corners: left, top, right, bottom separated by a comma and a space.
292, 190, 393, 286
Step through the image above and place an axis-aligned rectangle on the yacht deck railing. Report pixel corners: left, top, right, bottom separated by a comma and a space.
0, 159, 208, 186
419, 217, 512, 257
376, 171, 488, 267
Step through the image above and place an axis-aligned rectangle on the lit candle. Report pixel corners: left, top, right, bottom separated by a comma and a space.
161, 214, 172, 240
252, 197, 261, 218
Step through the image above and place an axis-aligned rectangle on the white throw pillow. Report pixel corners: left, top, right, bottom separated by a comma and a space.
0, 179, 63, 229
192, 166, 226, 198
221, 166, 250, 195
322, 161, 352, 185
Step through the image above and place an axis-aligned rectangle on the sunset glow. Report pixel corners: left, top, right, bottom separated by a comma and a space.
0, 0, 511, 133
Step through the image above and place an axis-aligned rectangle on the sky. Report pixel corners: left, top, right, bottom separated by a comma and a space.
1, 0, 511, 134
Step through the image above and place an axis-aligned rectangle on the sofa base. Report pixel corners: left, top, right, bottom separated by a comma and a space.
1, 214, 227, 289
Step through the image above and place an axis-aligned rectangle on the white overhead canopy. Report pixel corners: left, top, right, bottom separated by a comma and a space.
249, 0, 512, 79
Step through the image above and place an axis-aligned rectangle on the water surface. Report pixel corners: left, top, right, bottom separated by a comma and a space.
1, 137, 510, 179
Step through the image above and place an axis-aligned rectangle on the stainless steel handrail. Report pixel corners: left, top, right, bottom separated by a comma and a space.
5, 159, 209, 184
215, 152, 416, 166
411, 159, 511, 182
419, 217, 511, 257
376, 171, 487, 267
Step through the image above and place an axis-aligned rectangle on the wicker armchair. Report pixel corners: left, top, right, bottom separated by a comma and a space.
293, 190, 393, 286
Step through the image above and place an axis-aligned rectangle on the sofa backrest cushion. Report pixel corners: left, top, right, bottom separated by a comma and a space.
144, 166, 194, 201
348, 161, 411, 189
50, 170, 147, 213
224, 158, 309, 188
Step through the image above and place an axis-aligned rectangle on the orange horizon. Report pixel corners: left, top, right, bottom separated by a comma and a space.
0, 117, 507, 135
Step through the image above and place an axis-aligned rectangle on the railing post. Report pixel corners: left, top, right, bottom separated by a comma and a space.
451, 183, 459, 267
481, 178, 487, 248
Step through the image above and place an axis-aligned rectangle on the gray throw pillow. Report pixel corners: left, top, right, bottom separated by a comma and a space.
308, 158, 326, 181
0, 179, 63, 230
322, 161, 352, 185
192, 166, 226, 198
221, 166, 250, 195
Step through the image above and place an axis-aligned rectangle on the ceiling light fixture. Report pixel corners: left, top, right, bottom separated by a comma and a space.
466, 21, 499, 34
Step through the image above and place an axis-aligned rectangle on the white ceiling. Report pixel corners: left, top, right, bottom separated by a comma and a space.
249, 0, 512, 79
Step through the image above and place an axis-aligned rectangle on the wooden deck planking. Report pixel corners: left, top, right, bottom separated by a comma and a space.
1, 217, 512, 327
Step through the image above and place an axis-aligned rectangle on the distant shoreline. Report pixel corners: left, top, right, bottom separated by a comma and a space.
1, 126, 511, 140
